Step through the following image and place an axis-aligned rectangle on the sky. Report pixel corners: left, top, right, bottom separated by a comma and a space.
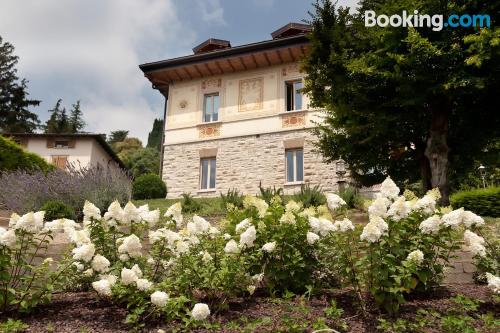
0, 0, 358, 143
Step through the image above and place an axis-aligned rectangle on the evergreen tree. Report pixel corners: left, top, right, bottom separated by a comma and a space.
45, 99, 64, 133
69, 100, 85, 133
0, 36, 40, 133
303, 0, 500, 203
108, 130, 129, 145
57, 107, 70, 133
146, 118, 163, 151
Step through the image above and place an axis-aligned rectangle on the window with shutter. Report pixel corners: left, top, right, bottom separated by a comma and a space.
51, 155, 68, 169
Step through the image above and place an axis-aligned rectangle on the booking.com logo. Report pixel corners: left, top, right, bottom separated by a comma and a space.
365, 10, 491, 31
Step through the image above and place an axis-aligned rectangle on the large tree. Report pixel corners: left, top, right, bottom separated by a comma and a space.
0, 36, 40, 133
69, 100, 85, 133
303, 0, 499, 203
45, 99, 86, 134
146, 118, 163, 152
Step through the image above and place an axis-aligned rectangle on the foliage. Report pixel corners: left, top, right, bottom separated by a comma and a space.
123, 148, 160, 178
107, 130, 129, 146
303, 0, 500, 204
0, 136, 55, 172
0, 211, 75, 313
0, 319, 28, 333
146, 118, 163, 152
293, 184, 326, 208
132, 173, 166, 200
451, 187, 500, 217
40, 200, 76, 221
220, 188, 244, 210
0, 36, 40, 134
114, 138, 142, 159
181, 193, 202, 214
258, 182, 284, 204
44, 99, 86, 134
338, 187, 363, 209
0, 163, 131, 217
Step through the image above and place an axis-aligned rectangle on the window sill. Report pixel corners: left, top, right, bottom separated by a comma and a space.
196, 121, 222, 127
284, 181, 305, 186
197, 189, 217, 193
279, 109, 308, 115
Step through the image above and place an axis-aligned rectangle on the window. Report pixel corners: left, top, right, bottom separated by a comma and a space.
54, 140, 69, 149
51, 155, 68, 169
200, 157, 216, 190
285, 149, 304, 183
285, 80, 303, 111
203, 93, 219, 122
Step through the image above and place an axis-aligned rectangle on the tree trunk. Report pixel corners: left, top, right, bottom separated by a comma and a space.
416, 142, 432, 193
424, 107, 450, 205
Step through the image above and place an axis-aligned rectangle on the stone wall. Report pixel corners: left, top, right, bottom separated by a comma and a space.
162, 129, 344, 198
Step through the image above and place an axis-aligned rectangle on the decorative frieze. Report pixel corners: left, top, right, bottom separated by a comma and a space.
198, 123, 221, 138
201, 78, 222, 90
238, 77, 263, 112
281, 112, 306, 128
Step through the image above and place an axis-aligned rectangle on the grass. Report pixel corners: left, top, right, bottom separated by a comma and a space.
133, 197, 225, 218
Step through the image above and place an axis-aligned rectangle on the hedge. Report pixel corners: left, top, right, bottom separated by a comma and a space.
450, 186, 500, 217
132, 173, 167, 200
0, 135, 54, 172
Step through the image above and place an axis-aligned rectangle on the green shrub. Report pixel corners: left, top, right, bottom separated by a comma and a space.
258, 182, 284, 204
338, 187, 363, 209
181, 192, 202, 213
220, 188, 244, 210
0, 136, 54, 172
40, 200, 76, 220
132, 173, 166, 200
450, 187, 500, 217
293, 184, 326, 208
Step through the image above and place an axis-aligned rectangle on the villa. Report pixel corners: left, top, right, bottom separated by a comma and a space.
140, 23, 348, 198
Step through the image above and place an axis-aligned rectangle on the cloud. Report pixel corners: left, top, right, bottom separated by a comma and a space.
0, 0, 197, 142
197, 0, 226, 26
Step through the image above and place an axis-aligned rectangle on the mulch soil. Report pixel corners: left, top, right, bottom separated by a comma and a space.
1, 284, 498, 333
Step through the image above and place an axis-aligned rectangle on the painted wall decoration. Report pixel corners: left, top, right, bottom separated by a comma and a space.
282, 112, 306, 128
238, 77, 263, 112
198, 123, 221, 138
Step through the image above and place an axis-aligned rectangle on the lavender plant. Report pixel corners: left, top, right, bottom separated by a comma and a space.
0, 163, 131, 218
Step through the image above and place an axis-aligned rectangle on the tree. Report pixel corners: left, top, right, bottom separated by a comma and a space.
114, 137, 143, 161
123, 147, 160, 177
0, 36, 40, 133
108, 130, 129, 146
303, 0, 500, 204
147, 118, 163, 151
69, 100, 85, 133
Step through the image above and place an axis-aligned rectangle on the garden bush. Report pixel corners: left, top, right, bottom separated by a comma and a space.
258, 182, 284, 204
293, 184, 326, 207
338, 187, 363, 209
0, 135, 54, 172
181, 193, 202, 214
0, 164, 131, 217
132, 173, 166, 200
220, 188, 244, 210
40, 200, 76, 221
450, 187, 500, 217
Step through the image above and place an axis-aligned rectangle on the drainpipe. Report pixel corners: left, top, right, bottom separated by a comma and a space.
159, 95, 168, 179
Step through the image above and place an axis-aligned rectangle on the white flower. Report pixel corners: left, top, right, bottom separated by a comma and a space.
235, 218, 251, 233
223, 233, 232, 240
121, 268, 138, 285
309, 216, 320, 231
369, 215, 389, 234
8, 213, 20, 228
247, 285, 256, 295
368, 196, 390, 218
73, 262, 84, 271
461, 211, 484, 228
121, 202, 141, 225
387, 196, 410, 221
191, 303, 210, 321
333, 218, 355, 232
67, 228, 91, 246
463, 230, 486, 257
43, 257, 54, 265
307, 232, 320, 245
187, 215, 211, 235
243, 196, 268, 218
412, 194, 436, 214
360, 222, 383, 243
469, 242, 486, 257
485, 273, 500, 294
252, 273, 264, 283
104, 200, 123, 222
406, 250, 424, 265
442, 208, 464, 229
44, 218, 79, 233
83, 201, 101, 220
379, 177, 400, 199
151, 291, 169, 307
118, 234, 142, 258
91, 254, 110, 273
419, 215, 442, 234
92, 279, 112, 297
224, 239, 240, 254
285, 200, 301, 213
174, 240, 190, 255
99, 274, 118, 285
72, 243, 96, 262
262, 241, 276, 253
326, 193, 346, 211
141, 209, 160, 227
279, 211, 296, 224
239, 226, 256, 248
13, 211, 45, 233
165, 202, 183, 228
136, 278, 153, 291
119, 254, 129, 262
83, 268, 94, 277
201, 251, 213, 262
0, 229, 17, 248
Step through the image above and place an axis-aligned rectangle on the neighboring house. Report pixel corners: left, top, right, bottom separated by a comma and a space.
140, 23, 348, 198
6, 133, 125, 170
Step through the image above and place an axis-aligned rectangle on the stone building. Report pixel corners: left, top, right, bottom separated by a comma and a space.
140, 23, 347, 198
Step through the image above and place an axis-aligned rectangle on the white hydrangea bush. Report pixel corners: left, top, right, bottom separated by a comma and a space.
0, 211, 77, 312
